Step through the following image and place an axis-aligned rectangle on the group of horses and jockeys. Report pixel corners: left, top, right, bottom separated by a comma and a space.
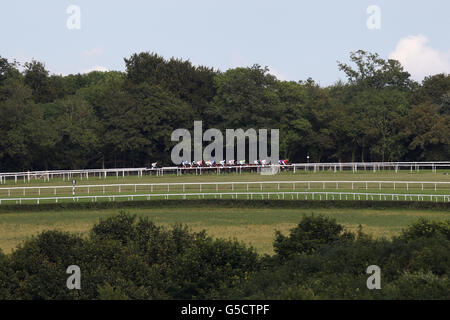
150, 160, 289, 169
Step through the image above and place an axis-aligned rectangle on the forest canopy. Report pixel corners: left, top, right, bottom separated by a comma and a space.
0, 50, 449, 171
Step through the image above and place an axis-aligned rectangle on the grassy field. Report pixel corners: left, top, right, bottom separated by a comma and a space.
0, 170, 448, 255
2, 169, 450, 187
1, 171, 449, 200
0, 204, 449, 255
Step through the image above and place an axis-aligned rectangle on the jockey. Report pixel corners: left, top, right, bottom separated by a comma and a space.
220, 160, 226, 166
253, 160, 259, 165
261, 159, 267, 165
151, 162, 157, 168
239, 160, 246, 165
228, 160, 235, 166
205, 160, 211, 166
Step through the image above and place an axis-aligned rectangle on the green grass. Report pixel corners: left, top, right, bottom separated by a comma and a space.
1, 170, 449, 255
2, 169, 450, 187
0, 204, 448, 255
1, 172, 449, 200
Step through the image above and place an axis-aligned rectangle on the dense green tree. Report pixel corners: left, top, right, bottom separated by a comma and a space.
23, 60, 54, 103
420, 73, 450, 108
125, 52, 217, 120
0, 74, 36, 170
51, 95, 100, 169
210, 65, 281, 130
276, 80, 311, 162
0, 50, 448, 170
337, 50, 416, 90
400, 102, 450, 160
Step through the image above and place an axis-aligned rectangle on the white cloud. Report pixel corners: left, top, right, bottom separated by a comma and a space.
389, 34, 450, 81
229, 53, 290, 81
81, 65, 109, 74
268, 66, 290, 81
82, 47, 104, 57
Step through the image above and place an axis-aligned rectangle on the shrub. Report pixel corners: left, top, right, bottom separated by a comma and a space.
273, 214, 354, 259
400, 218, 450, 241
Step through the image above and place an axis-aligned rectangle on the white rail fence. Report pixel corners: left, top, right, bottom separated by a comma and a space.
1, 161, 450, 183
0, 180, 449, 197
0, 168, 147, 184
152, 162, 450, 176
0, 191, 449, 205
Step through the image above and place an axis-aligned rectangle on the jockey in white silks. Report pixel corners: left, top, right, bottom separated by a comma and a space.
220, 160, 226, 166
151, 162, 157, 168
228, 160, 235, 166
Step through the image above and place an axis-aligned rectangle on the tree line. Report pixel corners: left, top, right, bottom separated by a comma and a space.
0, 50, 449, 171
0, 212, 448, 299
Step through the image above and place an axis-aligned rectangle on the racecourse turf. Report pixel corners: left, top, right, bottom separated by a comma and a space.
0, 204, 448, 255
0, 170, 449, 255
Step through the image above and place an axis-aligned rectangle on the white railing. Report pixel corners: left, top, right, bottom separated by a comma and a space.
149, 162, 450, 176
0, 167, 147, 184
0, 191, 449, 205
0, 180, 449, 197
1, 161, 450, 183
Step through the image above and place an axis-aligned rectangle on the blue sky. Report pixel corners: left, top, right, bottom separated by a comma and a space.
1, 0, 449, 85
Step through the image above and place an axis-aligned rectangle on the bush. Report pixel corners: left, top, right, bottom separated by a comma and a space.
273, 214, 354, 259
0, 250, 17, 299
400, 218, 450, 241
383, 271, 450, 299
167, 237, 260, 299
1, 212, 449, 299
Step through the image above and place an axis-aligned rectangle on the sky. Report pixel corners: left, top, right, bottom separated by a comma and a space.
1, 0, 449, 86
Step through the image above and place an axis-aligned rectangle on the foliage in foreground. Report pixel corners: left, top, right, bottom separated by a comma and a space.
0, 212, 449, 300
